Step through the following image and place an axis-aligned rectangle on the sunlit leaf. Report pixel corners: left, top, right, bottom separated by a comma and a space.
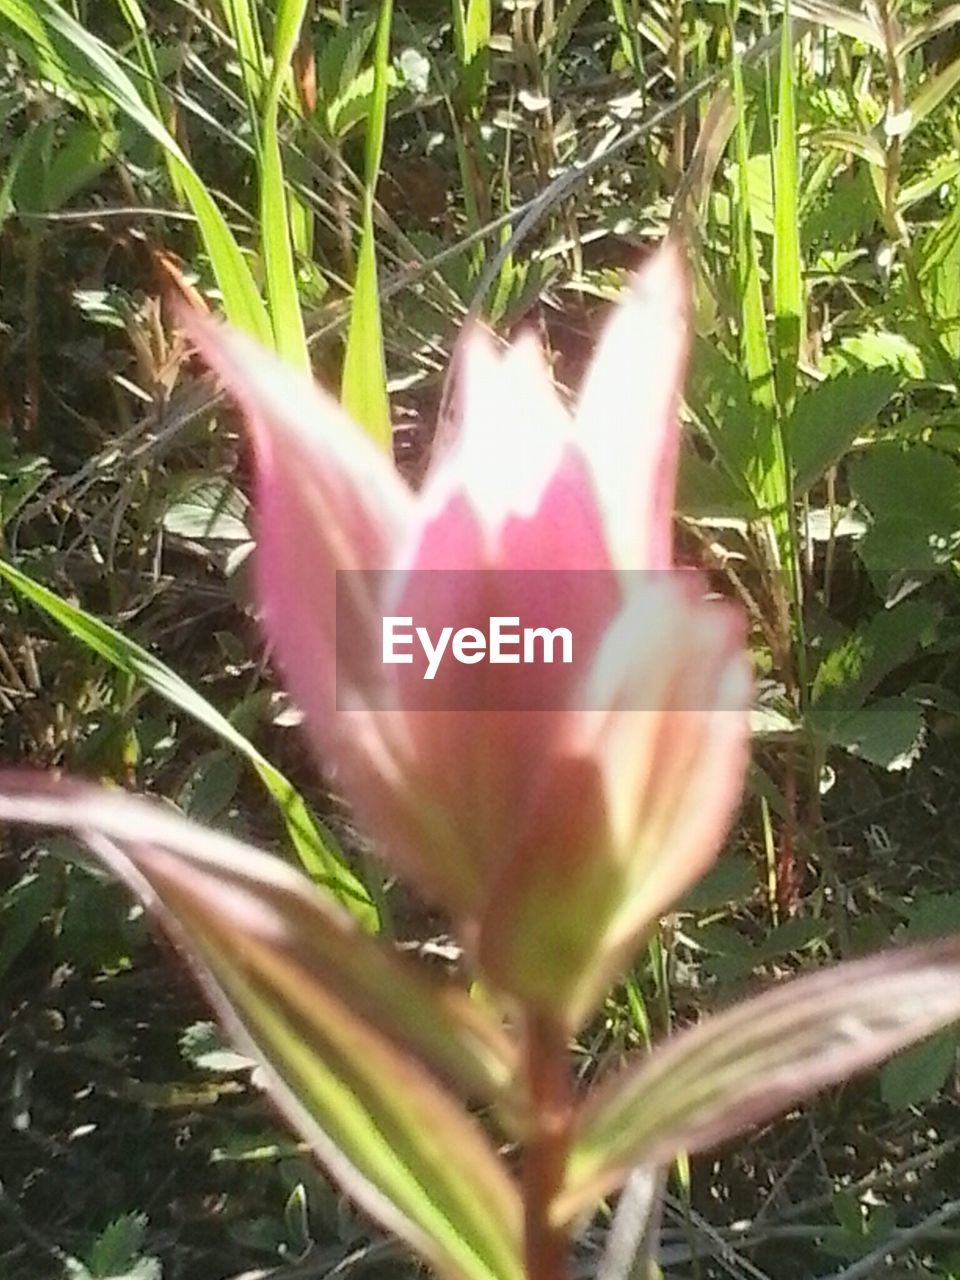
0, 559, 376, 924
341, 0, 392, 445
790, 369, 899, 494
0, 776, 524, 1280
558, 942, 960, 1221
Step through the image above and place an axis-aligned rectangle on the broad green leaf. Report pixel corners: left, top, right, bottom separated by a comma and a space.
86, 1213, 152, 1279
811, 599, 939, 717
850, 441, 960, 581
317, 18, 376, 135
0, 860, 60, 981
880, 1029, 958, 1109
341, 0, 392, 445
919, 187, 960, 360
43, 119, 122, 210
686, 338, 763, 501
0, 559, 376, 926
0, 779, 524, 1280
905, 893, 960, 943
825, 696, 926, 771
558, 941, 960, 1221
676, 856, 755, 913
261, 0, 310, 368
677, 451, 756, 520
163, 477, 251, 542
837, 329, 925, 378
0, 0, 272, 344
789, 369, 899, 494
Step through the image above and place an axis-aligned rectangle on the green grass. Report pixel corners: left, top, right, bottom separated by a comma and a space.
3, 0, 960, 1275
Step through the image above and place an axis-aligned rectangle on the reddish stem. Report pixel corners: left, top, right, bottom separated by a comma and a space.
522, 1012, 573, 1280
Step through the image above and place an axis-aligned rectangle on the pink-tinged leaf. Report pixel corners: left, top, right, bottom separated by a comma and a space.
556, 941, 960, 1223
575, 243, 689, 571
420, 328, 569, 537
477, 578, 749, 1029
180, 309, 412, 746
0, 774, 524, 1280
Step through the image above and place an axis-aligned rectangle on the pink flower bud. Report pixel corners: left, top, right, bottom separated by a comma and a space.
185, 243, 752, 1028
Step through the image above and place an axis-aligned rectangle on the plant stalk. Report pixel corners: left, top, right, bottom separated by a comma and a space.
523, 1012, 572, 1280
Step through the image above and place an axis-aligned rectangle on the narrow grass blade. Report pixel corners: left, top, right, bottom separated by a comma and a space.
558, 941, 960, 1222
0, 776, 525, 1280
0, 559, 376, 926
260, 0, 310, 368
729, 22, 790, 569
1, 0, 272, 345
216, 0, 266, 127
452, 0, 492, 114
888, 53, 960, 139
341, 0, 393, 446
772, 0, 802, 417
113, 0, 208, 210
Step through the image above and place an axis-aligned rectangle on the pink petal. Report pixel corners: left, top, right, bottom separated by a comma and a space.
575, 243, 689, 570
182, 310, 412, 750
476, 574, 751, 1028
418, 328, 570, 547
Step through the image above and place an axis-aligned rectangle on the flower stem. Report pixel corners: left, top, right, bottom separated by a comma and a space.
522, 1012, 572, 1280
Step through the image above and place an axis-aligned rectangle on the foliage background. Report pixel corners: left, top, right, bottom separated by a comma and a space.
3, 0, 960, 1276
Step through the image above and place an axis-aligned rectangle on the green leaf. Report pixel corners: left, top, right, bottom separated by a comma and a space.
811, 600, 939, 717
906, 893, 960, 942
43, 119, 122, 210
825, 697, 926, 771
180, 1020, 256, 1074
838, 329, 925, 377
772, 0, 802, 416
162, 478, 251, 542
317, 18, 376, 134
261, 0, 310, 368
729, 37, 787, 554
880, 1029, 958, 1109
214, 0, 266, 122
790, 369, 899, 495
676, 856, 755, 913
686, 338, 764, 503
87, 1213, 150, 1278
0, 860, 60, 981
850, 441, 960, 580
559, 941, 960, 1221
677, 451, 756, 520
888, 54, 960, 139
919, 187, 960, 360
452, 0, 491, 115
341, 0, 392, 446
0, 779, 524, 1280
0, 559, 376, 927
